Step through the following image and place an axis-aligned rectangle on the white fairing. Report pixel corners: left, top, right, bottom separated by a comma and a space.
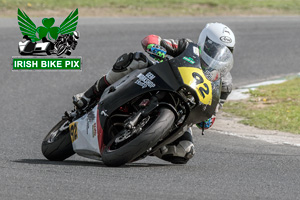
35, 42, 49, 51
72, 106, 102, 160
19, 41, 29, 52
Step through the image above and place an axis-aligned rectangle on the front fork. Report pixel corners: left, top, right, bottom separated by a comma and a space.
124, 95, 159, 130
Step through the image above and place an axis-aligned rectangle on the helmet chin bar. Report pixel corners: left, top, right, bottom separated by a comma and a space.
228, 46, 234, 53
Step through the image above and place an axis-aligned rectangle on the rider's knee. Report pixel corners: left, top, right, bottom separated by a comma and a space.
155, 129, 195, 164
106, 52, 149, 84
155, 140, 195, 164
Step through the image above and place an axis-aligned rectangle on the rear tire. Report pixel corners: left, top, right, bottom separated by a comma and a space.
41, 119, 75, 161
102, 108, 175, 167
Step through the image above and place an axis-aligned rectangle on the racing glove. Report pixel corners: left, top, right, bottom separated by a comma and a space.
146, 44, 167, 62
141, 35, 166, 62
196, 116, 216, 130
141, 34, 191, 59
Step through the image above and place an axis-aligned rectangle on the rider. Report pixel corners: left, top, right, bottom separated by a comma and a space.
55, 31, 80, 55
73, 22, 236, 164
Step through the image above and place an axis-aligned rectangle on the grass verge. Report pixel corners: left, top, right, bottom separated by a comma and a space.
1, 0, 300, 17
223, 77, 300, 134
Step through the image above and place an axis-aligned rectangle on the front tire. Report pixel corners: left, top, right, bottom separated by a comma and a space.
41, 119, 75, 161
102, 108, 175, 167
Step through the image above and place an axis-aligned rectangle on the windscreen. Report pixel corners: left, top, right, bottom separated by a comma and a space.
201, 37, 234, 79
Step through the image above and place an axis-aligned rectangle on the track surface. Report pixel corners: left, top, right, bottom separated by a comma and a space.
1, 16, 300, 199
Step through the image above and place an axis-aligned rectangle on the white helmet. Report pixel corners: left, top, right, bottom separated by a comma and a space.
197, 23, 235, 79
72, 31, 80, 41
198, 22, 235, 52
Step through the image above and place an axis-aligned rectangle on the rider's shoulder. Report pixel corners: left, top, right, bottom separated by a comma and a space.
180, 38, 193, 43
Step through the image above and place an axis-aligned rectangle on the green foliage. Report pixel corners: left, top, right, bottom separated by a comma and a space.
1, 0, 300, 14
223, 78, 300, 134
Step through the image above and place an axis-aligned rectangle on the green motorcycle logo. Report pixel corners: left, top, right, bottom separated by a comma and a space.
17, 8, 78, 42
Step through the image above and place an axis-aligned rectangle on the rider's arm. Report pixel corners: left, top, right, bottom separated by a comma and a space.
219, 71, 233, 108
161, 38, 191, 57
141, 35, 192, 57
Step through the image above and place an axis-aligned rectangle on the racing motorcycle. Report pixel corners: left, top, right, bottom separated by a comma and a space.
42, 42, 232, 166
55, 36, 77, 56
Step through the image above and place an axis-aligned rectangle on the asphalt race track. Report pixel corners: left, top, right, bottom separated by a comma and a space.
1, 16, 300, 200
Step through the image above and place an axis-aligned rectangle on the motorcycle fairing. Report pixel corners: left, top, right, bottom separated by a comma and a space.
70, 106, 102, 160
185, 79, 221, 124
177, 67, 212, 105
98, 42, 221, 133
98, 63, 181, 128
167, 43, 221, 124
98, 44, 201, 123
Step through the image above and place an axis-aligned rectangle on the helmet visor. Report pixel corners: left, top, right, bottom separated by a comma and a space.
201, 37, 233, 78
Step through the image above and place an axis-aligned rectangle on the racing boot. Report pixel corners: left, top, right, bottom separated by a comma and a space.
154, 128, 195, 164
73, 76, 110, 110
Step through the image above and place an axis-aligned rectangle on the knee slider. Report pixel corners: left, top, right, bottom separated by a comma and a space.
133, 52, 148, 63
164, 141, 195, 164
176, 140, 195, 159
112, 53, 134, 72
112, 52, 148, 72
129, 52, 149, 70
107, 52, 149, 84
155, 140, 195, 164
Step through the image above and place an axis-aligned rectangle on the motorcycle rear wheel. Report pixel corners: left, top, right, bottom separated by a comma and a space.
41, 119, 75, 161
102, 108, 175, 167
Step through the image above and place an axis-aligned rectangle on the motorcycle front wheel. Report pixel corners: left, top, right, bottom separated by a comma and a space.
102, 107, 175, 167
41, 119, 75, 161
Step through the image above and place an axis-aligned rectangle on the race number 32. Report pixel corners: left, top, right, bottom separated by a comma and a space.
69, 122, 78, 143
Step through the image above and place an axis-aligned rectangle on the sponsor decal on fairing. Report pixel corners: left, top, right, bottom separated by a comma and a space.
135, 72, 156, 89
